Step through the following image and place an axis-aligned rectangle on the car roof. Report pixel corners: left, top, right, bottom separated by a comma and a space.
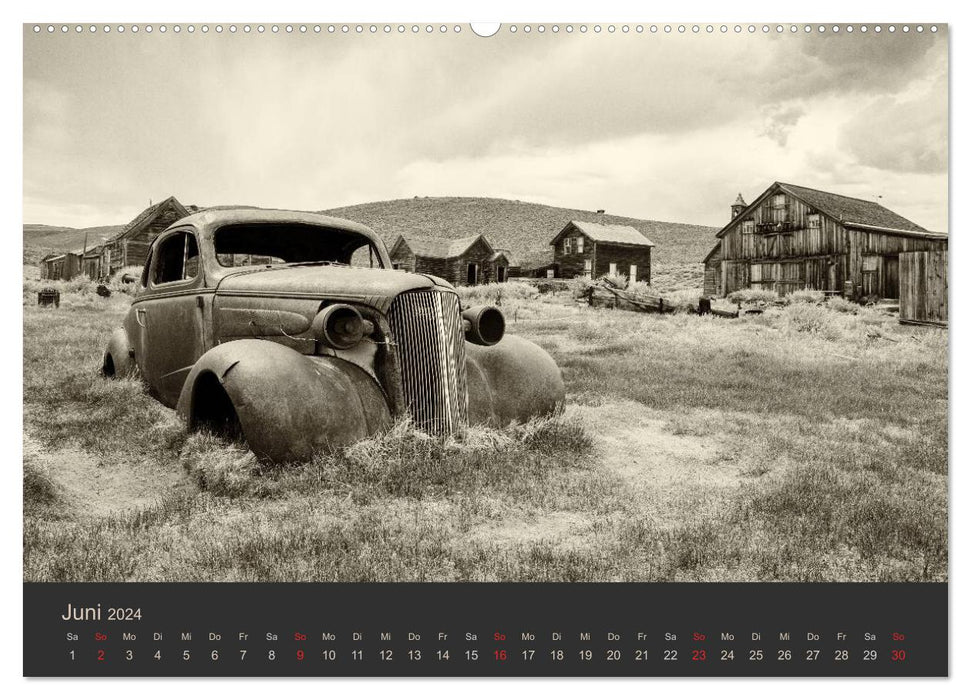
166, 207, 380, 240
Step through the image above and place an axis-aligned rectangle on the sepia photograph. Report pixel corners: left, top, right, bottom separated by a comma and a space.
22, 22, 948, 584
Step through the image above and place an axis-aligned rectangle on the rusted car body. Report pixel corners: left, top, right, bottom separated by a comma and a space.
103, 209, 565, 463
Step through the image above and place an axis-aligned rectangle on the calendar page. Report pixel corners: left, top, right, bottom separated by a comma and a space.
21, 19, 948, 678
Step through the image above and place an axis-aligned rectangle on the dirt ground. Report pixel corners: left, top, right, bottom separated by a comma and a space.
25, 436, 194, 520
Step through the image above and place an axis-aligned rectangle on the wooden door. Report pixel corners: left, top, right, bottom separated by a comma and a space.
883, 255, 900, 299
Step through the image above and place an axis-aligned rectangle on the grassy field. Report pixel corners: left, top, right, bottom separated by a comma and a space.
23, 275, 947, 582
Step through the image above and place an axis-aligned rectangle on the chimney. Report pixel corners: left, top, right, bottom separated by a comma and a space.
597, 209, 606, 225
731, 193, 747, 220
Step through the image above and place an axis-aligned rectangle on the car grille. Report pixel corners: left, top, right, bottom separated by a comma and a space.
387, 289, 469, 434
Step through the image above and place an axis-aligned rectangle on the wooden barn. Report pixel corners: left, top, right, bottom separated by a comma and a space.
101, 196, 190, 275
703, 182, 948, 301
389, 234, 509, 286
548, 220, 654, 283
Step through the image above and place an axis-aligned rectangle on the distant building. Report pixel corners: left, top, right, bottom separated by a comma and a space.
39, 251, 82, 281
518, 252, 557, 279
703, 182, 947, 299
389, 234, 512, 286
548, 220, 654, 283
39, 196, 191, 281
101, 196, 190, 275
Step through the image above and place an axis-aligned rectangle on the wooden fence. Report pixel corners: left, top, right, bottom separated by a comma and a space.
899, 251, 947, 327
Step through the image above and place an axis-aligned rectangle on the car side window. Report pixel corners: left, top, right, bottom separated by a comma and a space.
140, 249, 153, 288
349, 242, 383, 268
153, 231, 200, 285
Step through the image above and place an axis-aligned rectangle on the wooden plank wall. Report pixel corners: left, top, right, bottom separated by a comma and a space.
715, 188, 948, 297
900, 251, 948, 326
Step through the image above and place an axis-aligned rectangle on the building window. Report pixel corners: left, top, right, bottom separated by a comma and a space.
808, 213, 821, 229
546, 268, 555, 279
609, 262, 618, 276
563, 238, 572, 254
741, 220, 755, 234
772, 193, 786, 208
576, 237, 584, 254
583, 259, 592, 279
629, 264, 637, 281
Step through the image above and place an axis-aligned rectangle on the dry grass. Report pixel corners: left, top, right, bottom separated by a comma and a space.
23, 278, 947, 582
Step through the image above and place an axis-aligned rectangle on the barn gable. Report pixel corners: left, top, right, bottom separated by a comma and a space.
550, 220, 655, 248
103, 196, 190, 274
705, 182, 947, 300
389, 233, 504, 286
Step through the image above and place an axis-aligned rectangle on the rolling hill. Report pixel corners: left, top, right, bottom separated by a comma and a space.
322, 197, 717, 290
23, 224, 123, 264
321, 197, 716, 268
24, 197, 719, 290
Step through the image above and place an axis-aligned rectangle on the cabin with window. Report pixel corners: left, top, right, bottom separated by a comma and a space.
549, 220, 654, 283
388, 234, 503, 286
703, 182, 948, 301
102, 196, 191, 276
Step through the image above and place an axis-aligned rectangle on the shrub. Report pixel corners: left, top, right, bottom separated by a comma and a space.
567, 276, 595, 299
601, 272, 629, 289
626, 281, 659, 298
727, 287, 779, 306
455, 281, 539, 306
23, 274, 98, 303
782, 303, 828, 334
828, 296, 860, 314
108, 266, 144, 296
786, 289, 825, 305
661, 288, 703, 314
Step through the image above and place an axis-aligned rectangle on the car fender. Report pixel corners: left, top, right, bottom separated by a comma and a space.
465, 335, 565, 426
102, 328, 137, 378
176, 339, 392, 463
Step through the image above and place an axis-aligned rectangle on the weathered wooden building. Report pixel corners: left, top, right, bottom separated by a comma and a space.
102, 196, 190, 275
548, 220, 654, 283
39, 252, 81, 281
899, 251, 948, 326
703, 182, 948, 299
389, 234, 509, 286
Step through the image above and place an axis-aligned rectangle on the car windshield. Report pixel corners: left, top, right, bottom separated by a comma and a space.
213, 222, 385, 269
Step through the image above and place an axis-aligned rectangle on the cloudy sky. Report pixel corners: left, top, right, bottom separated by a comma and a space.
23, 25, 948, 231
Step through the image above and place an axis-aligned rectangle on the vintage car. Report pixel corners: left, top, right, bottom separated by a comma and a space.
102, 209, 565, 463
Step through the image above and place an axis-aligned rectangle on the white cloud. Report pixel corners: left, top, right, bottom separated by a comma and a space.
23, 28, 948, 232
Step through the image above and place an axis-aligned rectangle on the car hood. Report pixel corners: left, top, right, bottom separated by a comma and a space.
213, 265, 444, 311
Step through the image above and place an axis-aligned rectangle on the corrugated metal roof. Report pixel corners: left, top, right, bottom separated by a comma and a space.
560, 221, 655, 247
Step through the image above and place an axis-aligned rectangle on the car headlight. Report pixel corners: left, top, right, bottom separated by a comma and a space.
312, 304, 374, 350
462, 305, 505, 346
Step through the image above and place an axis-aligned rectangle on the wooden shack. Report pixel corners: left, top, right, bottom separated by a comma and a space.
899, 251, 948, 326
40, 252, 81, 281
101, 196, 190, 275
548, 220, 654, 283
703, 182, 948, 300
389, 234, 502, 286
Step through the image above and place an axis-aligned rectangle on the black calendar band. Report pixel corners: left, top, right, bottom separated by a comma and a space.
23, 582, 947, 677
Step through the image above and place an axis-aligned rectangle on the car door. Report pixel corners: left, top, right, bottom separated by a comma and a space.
138, 229, 207, 407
